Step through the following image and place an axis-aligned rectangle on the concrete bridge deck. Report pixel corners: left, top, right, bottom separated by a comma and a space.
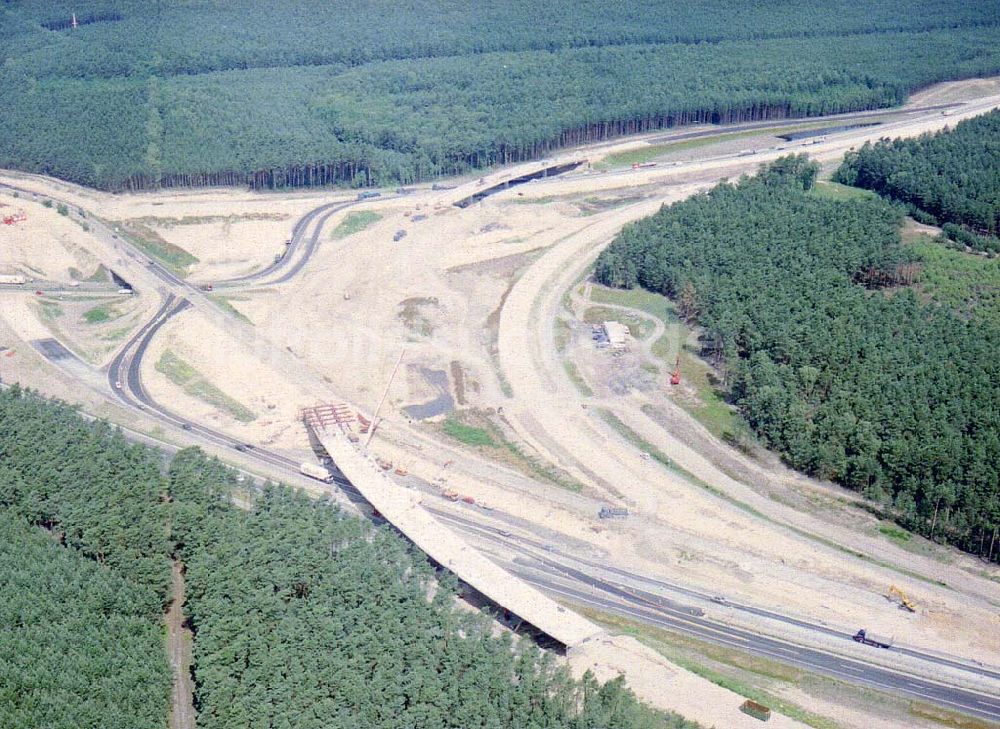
313, 426, 603, 648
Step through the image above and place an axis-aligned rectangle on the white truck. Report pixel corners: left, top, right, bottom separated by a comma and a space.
300, 462, 333, 483
853, 628, 893, 649
0, 274, 26, 285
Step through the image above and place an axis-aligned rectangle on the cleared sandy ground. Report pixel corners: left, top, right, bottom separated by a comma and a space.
0, 189, 104, 281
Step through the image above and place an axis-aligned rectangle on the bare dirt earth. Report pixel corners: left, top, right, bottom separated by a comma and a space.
1, 188, 106, 282
2, 76, 1000, 729
167, 562, 196, 729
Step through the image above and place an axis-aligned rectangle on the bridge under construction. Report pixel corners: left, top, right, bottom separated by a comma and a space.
302, 404, 603, 649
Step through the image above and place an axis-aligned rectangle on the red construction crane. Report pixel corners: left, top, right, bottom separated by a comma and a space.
2, 210, 27, 225
670, 355, 681, 385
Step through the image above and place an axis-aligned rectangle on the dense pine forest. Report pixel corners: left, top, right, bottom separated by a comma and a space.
1, 0, 1000, 190
835, 110, 1000, 252
0, 512, 170, 729
595, 158, 1000, 562
0, 387, 691, 729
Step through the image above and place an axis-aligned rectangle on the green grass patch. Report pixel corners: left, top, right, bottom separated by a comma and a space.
651, 334, 672, 360
879, 524, 912, 544
439, 409, 584, 492
82, 305, 119, 324
85, 264, 110, 283
511, 195, 558, 205
589, 283, 674, 321
397, 297, 438, 337
119, 221, 199, 276
208, 295, 252, 324
598, 409, 685, 474
155, 350, 255, 423
810, 181, 880, 202
908, 234, 1000, 323
331, 211, 382, 240
99, 325, 134, 342
908, 701, 999, 729
678, 353, 737, 439
37, 301, 64, 320
554, 318, 571, 353
130, 213, 287, 227
563, 361, 594, 396
576, 194, 646, 216
442, 415, 496, 447
155, 350, 198, 384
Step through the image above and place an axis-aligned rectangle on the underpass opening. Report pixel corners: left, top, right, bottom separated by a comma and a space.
453, 160, 588, 208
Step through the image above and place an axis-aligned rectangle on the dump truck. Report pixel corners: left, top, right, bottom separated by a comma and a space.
853, 628, 892, 649
599, 506, 629, 519
299, 462, 333, 483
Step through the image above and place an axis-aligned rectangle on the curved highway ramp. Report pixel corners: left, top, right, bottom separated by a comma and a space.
309, 421, 603, 648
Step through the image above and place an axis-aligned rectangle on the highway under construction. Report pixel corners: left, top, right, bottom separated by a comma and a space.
3, 84, 1000, 728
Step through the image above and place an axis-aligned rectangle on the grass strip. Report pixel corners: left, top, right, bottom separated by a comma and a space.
155, 350, 255, 423
331, 211, 382, 239
207, 295, 252, 324
440, 410, 584, 492
118, 221, 199, 276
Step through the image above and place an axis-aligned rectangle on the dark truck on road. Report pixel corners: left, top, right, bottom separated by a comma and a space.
853, 629, 893, 649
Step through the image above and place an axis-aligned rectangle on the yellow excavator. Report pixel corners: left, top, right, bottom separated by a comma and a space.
886, 585, 917, 612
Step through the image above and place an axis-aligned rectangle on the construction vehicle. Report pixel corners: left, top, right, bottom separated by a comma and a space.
599, 506, 629, 519
356, 191, 381, 201
740, 699, 771, 722
853, 629, 893, 649
0, 274, 26, 285
392, 229, 407, 242
2, 210, 26, 225
394, 465, 408, 476
300, 462, 334, 483
461, 495, 475, 505
376, 458, 392, 471
886, 585, 916, 612
442, 489, 459, 502
670, 355, 681, 385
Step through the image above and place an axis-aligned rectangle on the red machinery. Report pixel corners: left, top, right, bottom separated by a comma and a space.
670, 355, 681, 385
2, 210, 27, 225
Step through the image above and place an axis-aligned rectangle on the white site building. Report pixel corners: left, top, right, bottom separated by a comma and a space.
602, 320, 630, 349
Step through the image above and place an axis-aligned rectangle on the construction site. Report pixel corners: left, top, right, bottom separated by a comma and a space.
2, 75, 1000, 729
